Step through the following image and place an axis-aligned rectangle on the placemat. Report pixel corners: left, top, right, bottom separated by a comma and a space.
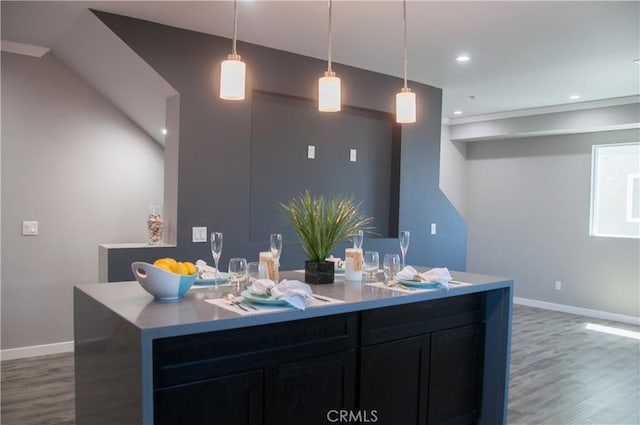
204, 294, 344, 316
365, 280, 471, 294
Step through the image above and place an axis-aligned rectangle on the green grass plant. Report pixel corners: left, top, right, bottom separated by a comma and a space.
281, 191, 374, 262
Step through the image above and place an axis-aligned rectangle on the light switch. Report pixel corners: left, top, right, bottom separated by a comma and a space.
350, 149, 357, 162
307, 145, 315, 159
430, 223, 437, 235
192, 226, 207, 243
22, 221, 38, 236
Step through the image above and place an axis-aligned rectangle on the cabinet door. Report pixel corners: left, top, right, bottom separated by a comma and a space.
428, 324, 483, 425
360, 335, 430, 425
154, 369, 263, 425
264, 351, 356, 425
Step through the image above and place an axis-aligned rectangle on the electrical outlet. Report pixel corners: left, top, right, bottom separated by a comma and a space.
192, 226, 207, 243
350, 149, 357, 162
307, 145, 315, 159
555, 281, 562, 291
430, 223, 437, 235
22, 221, 38, 236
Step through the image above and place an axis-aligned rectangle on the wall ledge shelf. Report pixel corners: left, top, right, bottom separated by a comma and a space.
99, 243, 178, 282
100, 243, 177, 249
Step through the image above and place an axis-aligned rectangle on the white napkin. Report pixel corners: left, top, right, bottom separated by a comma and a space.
195, 259, 218, 280
396, 266, 453, 290
248, 279, 313, 310
325, 255, 345, 269
395, 265, 420, 281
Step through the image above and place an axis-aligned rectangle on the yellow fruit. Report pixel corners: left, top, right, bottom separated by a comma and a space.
154, 257, 177, 267
155, 262, 173, 273
184, 261, 197, 275
172, 262, 188, 275
152, 258, 196, 275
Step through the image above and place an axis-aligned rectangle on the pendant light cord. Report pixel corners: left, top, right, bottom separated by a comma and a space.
327, 0, 333, 73
402, 0, 408, 89
232, 0, 238, 55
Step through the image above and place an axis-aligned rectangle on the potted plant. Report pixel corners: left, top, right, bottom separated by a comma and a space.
281, 191, 374, 284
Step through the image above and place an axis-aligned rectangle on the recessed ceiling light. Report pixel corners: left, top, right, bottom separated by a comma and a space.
453, 110, 463, 115
161, 128, 168, 135
569, 95, 580, 100
456, 55, 470, 62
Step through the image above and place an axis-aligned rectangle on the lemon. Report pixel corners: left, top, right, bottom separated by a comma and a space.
154, 257, 177, 267
152, 257, 196, 275
184, 261, 197, 275
172, 262, 188, 275
155, 262, 173, 273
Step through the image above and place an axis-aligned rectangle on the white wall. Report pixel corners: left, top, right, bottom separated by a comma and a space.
1, 51, 164, 352
440, 124, 467, 219
465, 129, 640, 318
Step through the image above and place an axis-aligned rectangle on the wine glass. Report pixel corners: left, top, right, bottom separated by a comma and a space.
383, 253, 401, 283
363, 251, 379, 281
270, 233, 282, 269
399, 230, 410, 268
210, 231, 223, 284
228, 258, 248, 295
247, 262, 266, 285
351, 230, 364, 249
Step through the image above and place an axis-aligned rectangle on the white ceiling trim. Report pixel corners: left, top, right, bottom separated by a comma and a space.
449, 102, 640, 142
447, 96, 640, 125
1, 40, 50, 57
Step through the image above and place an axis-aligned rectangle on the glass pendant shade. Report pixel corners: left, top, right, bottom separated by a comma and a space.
396, 88, 416, 123
220, 54, 246, 100
318, 71, 341, 112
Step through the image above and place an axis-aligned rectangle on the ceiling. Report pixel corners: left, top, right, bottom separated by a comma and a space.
2, 0, 639, 121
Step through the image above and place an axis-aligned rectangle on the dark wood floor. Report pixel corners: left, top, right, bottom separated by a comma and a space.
1, 304, 639, 425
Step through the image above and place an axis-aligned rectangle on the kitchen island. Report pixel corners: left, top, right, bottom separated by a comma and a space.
74, 271, 513, 425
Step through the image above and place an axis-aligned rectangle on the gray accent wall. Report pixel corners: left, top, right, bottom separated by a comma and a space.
96, 11, 467, 281
1, 52, 164, 350
466, 129, 640, 317
248, 91, 400, 242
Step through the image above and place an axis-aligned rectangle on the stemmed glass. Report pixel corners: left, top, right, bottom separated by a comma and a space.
210, 231, 223, 284
351, 230, 364, 250
383, 254, 401, 283
270, 233, 282, 270
399, 230, 410, 269
228, 258, 248, 295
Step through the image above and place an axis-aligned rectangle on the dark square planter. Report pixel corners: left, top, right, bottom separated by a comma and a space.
304, 260, 335, 284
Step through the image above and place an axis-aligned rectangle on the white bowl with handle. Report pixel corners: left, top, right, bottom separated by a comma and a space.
131, 262, 197, 302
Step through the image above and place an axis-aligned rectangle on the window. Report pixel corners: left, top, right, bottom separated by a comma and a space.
590, 143, 640, 239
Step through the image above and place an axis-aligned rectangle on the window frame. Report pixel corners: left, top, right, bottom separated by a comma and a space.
589, 142, 640, 239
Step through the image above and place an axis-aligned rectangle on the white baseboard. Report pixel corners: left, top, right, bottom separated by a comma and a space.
1, 341, 74, 361
514, 297, 640, 326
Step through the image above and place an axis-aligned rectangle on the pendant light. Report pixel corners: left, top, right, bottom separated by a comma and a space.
318, 0, 341, 112
220, 0, 246, 100
396, 0, 416, 123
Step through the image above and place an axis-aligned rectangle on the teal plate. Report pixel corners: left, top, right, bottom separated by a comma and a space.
241, 290, 289, 306
396, 279, 441, 289
194, 272, 230, 285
